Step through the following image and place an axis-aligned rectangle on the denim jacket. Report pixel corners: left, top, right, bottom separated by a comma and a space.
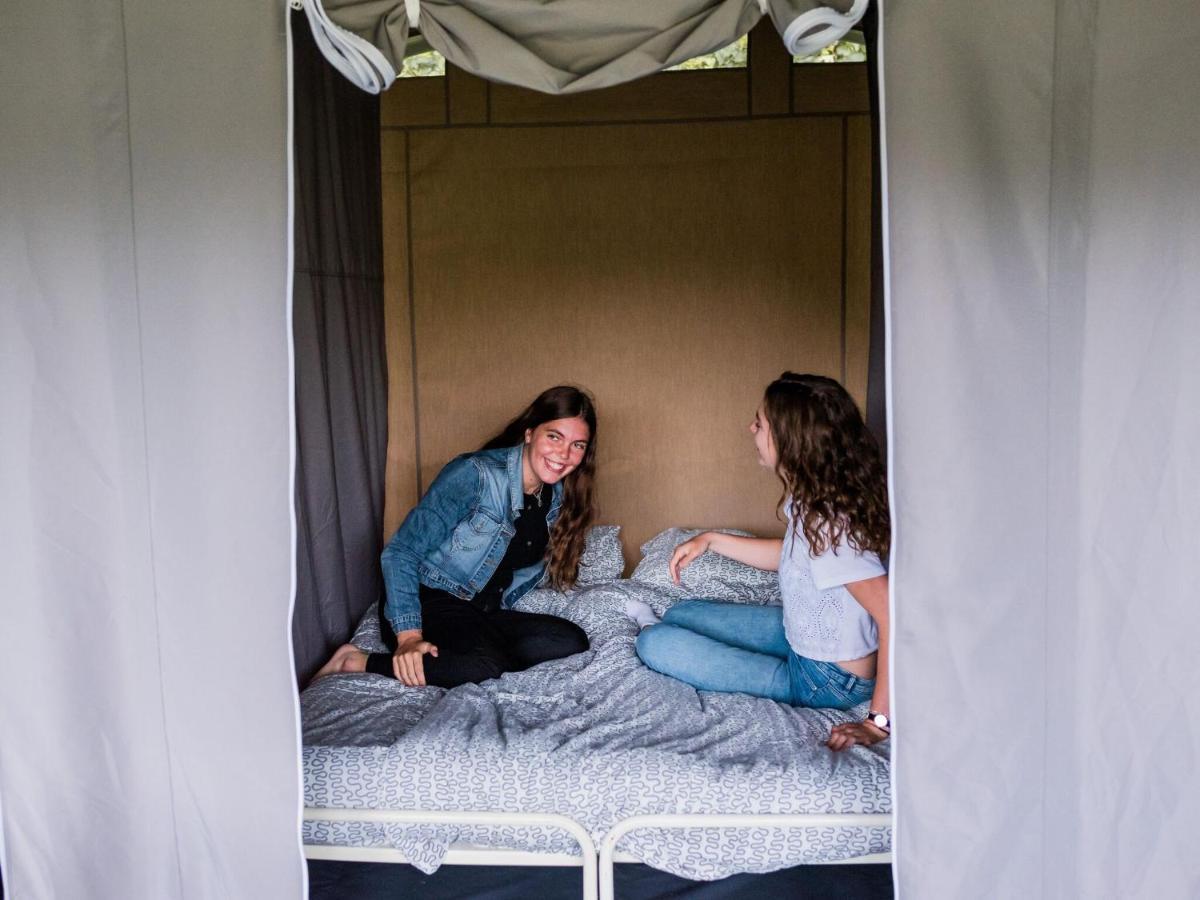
380, 444, 563, 635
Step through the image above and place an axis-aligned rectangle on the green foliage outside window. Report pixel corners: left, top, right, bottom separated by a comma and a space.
399, 50, 446, 78
395, 35, 866, 80
795, 39, 867, 63
668, 35, 748, 71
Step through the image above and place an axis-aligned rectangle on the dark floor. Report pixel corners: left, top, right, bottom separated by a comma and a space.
0, 857, 892, 898
309, 860, 893, 900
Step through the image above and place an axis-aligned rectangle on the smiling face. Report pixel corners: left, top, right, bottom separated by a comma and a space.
750, 404, 777, 469
523, 415, 591, 489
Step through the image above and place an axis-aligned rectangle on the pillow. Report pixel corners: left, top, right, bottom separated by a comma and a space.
349, 602, 388, 652
574, 524, 625, 586
630, 527, 781, 605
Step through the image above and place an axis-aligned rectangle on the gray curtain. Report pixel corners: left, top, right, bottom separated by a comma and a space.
885, 0, 1200, 896
859, 0, 886, 453
0, 2, 303, 896
291, 10, 390, 685
301, 0, 866, 94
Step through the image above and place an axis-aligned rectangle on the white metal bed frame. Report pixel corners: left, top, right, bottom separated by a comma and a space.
303, 807, 891, 900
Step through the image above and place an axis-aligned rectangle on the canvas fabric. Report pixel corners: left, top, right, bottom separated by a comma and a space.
884, 0, 1200, 896
0, 3, 304, 897
291, 10, 390, 686
301, 0, 865, 94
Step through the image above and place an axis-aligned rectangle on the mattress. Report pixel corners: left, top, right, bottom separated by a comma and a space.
300, 579, 891, 880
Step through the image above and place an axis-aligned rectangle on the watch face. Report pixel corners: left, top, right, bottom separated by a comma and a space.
871, 714, 889, 727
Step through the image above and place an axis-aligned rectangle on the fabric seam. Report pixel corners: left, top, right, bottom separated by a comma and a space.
285, 7, 312, 897
118, 0, 187, 892
873, 0, 899, 896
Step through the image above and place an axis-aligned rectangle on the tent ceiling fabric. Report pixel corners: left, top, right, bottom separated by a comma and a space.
301, 0, 866, 94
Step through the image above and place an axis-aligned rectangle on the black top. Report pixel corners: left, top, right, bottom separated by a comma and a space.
419, 486, 552, 614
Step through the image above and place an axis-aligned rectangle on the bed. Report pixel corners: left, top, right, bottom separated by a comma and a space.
300, 528, 892, 896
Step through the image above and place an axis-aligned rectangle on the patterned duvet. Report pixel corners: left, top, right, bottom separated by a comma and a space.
300, 578, 891, 880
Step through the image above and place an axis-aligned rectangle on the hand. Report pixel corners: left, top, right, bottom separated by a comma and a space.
668, 534, 712, 584
826, 720, 889, 752
392, 632, 438, 686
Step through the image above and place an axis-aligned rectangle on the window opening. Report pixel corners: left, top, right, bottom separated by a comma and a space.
793, 35, 867, 64
397, 35, 445, 77
399, 48, 446, 78
394, 30, 866, 80
668, 34, 748, 71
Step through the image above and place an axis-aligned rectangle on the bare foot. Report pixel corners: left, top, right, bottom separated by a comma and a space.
313, 643, 368, 680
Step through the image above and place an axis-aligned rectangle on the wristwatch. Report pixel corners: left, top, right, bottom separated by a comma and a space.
866, 711, 891, 734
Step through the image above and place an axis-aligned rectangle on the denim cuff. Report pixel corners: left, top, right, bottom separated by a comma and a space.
386, 613, 423, 635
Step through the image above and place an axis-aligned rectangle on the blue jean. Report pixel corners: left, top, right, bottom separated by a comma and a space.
635, 600, 875, 710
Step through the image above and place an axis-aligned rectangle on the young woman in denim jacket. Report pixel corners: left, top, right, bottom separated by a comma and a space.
317, 386, 595, 687
627, 373, 892, 751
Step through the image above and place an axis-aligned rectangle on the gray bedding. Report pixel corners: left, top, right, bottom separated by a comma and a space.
300, 578, 891, 879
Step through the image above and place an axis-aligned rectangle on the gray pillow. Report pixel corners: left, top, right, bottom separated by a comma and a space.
349, 603, 388, 652
575, 524, 625, 586
631, 527, 781, 605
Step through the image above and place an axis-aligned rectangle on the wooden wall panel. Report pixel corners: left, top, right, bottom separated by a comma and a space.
380, 131, 418, 539
489, 69, 748, 124
792, 64, 869, 115
404, 118, 847, 562
381, 77, 446, 128
748, 22, 790, 116
377, 50, 875, 565
446, 66, 488, 125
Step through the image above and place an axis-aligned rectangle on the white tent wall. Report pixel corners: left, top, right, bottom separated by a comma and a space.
0, 2, 305, 898
6, 0, 1198, 894
886, 0, 1199, 896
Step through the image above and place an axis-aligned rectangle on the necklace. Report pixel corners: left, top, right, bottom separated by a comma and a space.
526, 481, 544, 505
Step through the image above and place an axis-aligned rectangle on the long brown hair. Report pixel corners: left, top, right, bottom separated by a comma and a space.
763, 373, 890, 559
482, 386, 598, 590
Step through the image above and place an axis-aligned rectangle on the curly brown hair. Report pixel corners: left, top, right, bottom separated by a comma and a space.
482, 385, 598, 590
763, 373, 890, 559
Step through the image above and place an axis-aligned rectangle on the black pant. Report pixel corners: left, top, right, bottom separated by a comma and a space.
366, 592, 589, 688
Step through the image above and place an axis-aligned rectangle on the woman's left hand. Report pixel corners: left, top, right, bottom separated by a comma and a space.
826, 720, 889, 752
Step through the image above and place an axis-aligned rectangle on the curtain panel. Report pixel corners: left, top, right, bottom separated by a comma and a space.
291, 10, 390, 686
885, 0, 1200, 896
301, 0, 867, 94
0, 2, 304, 897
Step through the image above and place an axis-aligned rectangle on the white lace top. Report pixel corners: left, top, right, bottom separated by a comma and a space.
778, 505, 886, 662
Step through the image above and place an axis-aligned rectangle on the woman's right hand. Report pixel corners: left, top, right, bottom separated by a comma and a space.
392, 630, 438, 686
669, 533, 712, 584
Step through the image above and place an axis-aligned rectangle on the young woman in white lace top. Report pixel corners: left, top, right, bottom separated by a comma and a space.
629, 373, 892, 751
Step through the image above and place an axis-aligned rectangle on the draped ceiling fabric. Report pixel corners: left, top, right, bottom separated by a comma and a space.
302, 0, 866, 94
886, 0, 1199, 897
0, 2, 304, 897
